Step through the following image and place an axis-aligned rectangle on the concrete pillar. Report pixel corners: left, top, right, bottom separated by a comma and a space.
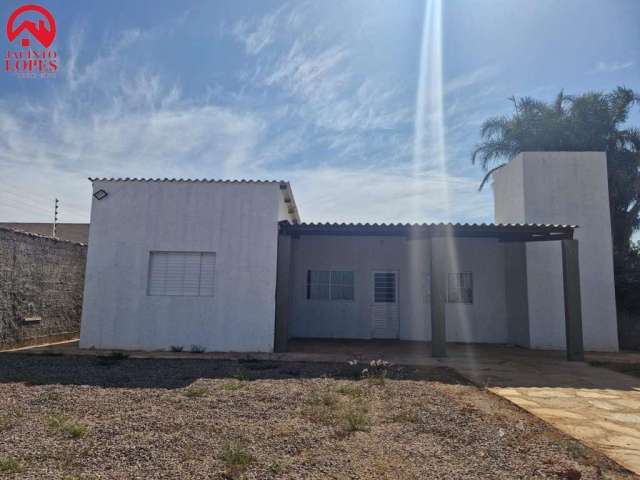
561, 239, 584, 361
274, 234, 292, 352
430, 238, 447, 357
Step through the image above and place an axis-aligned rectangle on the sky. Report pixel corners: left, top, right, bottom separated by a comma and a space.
0, 0, 639, 226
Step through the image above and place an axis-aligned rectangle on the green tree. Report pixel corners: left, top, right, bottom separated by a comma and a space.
472, 87, 640, 259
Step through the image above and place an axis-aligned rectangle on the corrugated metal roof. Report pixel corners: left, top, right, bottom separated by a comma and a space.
279, 221, 576, 242
88, 177, 288, 184
282, 221, 576, 228
88, 177, 301, 223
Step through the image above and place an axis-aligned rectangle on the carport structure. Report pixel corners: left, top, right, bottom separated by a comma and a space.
275, 222, 584, 361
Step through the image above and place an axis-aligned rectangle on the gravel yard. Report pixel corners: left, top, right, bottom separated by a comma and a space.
0, 354, 634, 479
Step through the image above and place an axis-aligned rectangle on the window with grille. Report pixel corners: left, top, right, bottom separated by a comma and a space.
307, 270, 354, 301
148, 252, 215, 296
447, 272, 473, 304
374, 272, 397, 303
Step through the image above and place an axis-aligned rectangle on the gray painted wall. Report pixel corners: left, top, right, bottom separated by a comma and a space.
80, 180, 293, 352
288, 234, 510, 343
494, 152, 619, 351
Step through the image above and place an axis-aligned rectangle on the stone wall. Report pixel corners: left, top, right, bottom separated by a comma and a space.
0, 228, 87, 349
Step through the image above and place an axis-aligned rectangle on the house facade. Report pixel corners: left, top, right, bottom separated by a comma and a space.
80, 152, 619, 354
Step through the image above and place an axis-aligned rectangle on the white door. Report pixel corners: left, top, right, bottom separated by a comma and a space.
371, 271, 399, 338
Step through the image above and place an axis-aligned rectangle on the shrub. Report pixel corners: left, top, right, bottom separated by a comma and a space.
361, 359, 392, 385
0, 458, 21, 473
170, 345, 184, 352
190, 345, 206, 353
47, 415, 88, 438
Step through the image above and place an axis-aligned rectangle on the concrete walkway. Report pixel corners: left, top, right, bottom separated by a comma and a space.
6, 339, 640, 474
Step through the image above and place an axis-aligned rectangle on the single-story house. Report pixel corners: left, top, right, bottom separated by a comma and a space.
79, 152, 620, 356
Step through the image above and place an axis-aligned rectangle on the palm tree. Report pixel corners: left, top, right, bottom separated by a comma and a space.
472, 87, 640, 257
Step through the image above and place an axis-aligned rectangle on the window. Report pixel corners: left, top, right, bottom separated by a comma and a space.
447, 272, 473, 304
148, 252, 215, 296
374, 272, 396, 303
307, 270, 354, 300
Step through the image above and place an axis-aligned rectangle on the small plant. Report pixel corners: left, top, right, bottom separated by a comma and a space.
221, 441, 254, 470
170, 345, 184, 352
361, 359, 392, 385
336, 385, 364, 398
305, 389, 338, 408
0, 415, 14, 432
182, 386, 208, 398
190, 344, 206, 353
0, 458, 21, 474
268, 461, 285, 474
47, 415, 88, 438
222, 382, 244, 392
339, 401, 371, 433
301, 388, 339, 425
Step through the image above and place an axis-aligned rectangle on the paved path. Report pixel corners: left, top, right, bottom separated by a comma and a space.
445, 352, 640, 475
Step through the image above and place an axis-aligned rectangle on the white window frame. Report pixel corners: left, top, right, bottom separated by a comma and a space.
447, 271, 473, 304
372, 270, 398, 304
306, 269, 355, 301
147, 251, 216, 297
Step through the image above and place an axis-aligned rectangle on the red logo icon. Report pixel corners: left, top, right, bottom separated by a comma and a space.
6, 4, 56, 48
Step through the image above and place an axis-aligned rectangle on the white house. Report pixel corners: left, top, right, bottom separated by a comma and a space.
80, 152, 619, 354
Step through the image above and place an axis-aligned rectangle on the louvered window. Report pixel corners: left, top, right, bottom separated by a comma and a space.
148, 252, 215, 296
374, 272, 397, 303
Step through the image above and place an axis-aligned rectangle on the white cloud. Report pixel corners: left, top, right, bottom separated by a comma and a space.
593, 60, 634, 73
445, 65, 498, 95
1, 3, 496, 227
284, 166, 492, 224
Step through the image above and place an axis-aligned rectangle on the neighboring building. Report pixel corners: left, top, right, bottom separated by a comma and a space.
80, 152, 619, 354
0, 223, 89, 244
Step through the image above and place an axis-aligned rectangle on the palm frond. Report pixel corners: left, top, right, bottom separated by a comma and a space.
478, 164, 507, 191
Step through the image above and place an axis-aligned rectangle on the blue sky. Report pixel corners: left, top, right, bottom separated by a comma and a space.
1, 0, 639, 225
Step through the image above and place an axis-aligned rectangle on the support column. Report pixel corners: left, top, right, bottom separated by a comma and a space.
274, 234, 292, 353
561, 239, 584, 361
430, 238, 447, 357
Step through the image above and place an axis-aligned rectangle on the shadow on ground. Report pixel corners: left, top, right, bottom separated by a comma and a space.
0, 353, 468, 389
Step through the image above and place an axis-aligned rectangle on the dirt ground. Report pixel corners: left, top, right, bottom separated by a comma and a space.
0, 354, 635, 479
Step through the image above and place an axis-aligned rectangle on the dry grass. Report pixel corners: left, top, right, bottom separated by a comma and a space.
0, 457, 21, 474
0, 354, 634, 479
182, 386, 208, 398
46, 414, 88, 438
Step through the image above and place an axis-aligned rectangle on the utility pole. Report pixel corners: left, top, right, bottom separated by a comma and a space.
52, 198, 59, 238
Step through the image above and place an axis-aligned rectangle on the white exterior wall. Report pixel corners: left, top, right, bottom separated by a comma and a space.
80, 180, 291, 352
288, 235, 509, 343
494, 152, 619, 351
